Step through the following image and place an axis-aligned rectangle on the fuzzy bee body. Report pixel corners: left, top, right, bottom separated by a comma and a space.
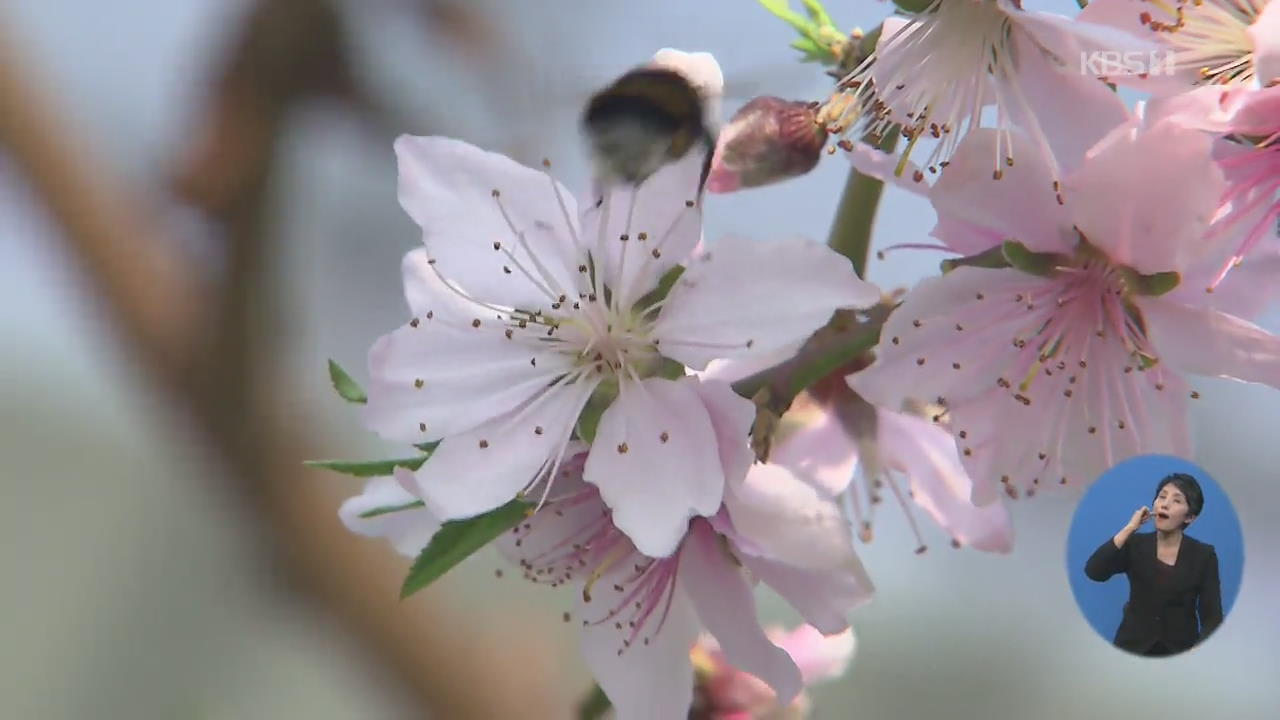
582, 67, 716, 193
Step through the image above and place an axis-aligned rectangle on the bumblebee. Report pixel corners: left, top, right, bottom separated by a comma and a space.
581, 66, 716, 194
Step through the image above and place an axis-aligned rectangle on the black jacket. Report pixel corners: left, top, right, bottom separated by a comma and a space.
1084, 532, 1223, 654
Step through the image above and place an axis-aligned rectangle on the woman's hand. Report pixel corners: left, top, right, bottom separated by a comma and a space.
1126, 506, 1152, 531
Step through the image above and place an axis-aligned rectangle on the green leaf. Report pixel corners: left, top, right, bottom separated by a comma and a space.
758, 0, 813, 35
577, 684, 612, 720
1001, 240, 1067, 277
1133, 270, 1181, 297
304, 455, 430, 477
940, 244, 1011, 274
400, 499, 531, 598
801, 0, 835, 27
575, 379, 619, 444
358, 500, 426, 519
790, 36, 831, 61
328, 359, 367, 404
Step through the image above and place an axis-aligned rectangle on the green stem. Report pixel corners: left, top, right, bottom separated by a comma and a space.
731, 312, 883, 413
826, 132, 899, 278
577, 684, 612, 720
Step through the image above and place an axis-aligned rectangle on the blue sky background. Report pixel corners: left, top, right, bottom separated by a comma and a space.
1066, 455, 1245, 648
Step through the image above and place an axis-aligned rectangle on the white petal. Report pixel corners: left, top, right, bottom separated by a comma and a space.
680, 522, 803, 707
1249, 1, 1280, 88
581, 147, 707, 311
338, 473, 441, 557
689, 379, 756, 488
410, 378, 599, 520
394, 135, 585, 311
362, 257, 576, 443
585, 376, 726, 557
653, 236, 880, 370
1141, 298, 1280, 387
579, 575, 700, 720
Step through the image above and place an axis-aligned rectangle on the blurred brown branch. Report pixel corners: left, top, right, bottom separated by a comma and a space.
0, 2, 563, 717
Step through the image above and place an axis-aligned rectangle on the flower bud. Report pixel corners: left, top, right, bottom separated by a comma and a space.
706, 96, 826, 193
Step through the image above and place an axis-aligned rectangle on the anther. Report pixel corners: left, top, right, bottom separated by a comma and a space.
479, 439, 490, 449
471, 319, 481, 328
493, 241, 502, 250
409, 318, 420, 328
617, 442, 629, 454
534, 426, 544, 435
659, 431, 669, 443
419, 422, 427, 432
414, 378, 424, 389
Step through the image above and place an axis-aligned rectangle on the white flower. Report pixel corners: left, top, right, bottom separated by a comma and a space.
362, 52, 880, 558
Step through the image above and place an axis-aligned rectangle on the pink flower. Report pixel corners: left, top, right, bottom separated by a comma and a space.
691, 624, 855, 719
362, 51, 880, 557
850, 120, 1280, 502
832, 0, 1143, 178
341, 444, 872, 720
774, 402, 1015, 553
1080, 0, 1279, 90
1146, 85, 1280, 295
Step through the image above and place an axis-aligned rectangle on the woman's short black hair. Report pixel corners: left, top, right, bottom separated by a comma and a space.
1154, 473, 1205, 519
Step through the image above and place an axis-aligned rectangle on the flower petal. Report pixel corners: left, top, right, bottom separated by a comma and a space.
585, 376, 726, 558
653, 235, 879, 370
394, 135, 584, 311
363, 252, 578, 444
724, 463, 871, 584
689, 379, 756, 488
338, 473, 441, 557
743, 554, 869, 636
680, 522, 803, 707
876, 410, 1014, 553
930, 129, 1072, 253
410, 378, 599, 520
1002, 27, 1131, 176
581, 148, 706, 310
1066, 119, 1227, 275
579, 578, 700, 720
1249, 1, 1280, 87
1074, 0, 1203, 93
1140, 298, 1280, 387
769, 411, 859, 497
773, 625, 856, 685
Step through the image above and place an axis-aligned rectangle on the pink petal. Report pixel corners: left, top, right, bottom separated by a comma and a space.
411, 379, 598, 520
930, 129, 1071, 253
724, 462, 867, 576
652, 235, 880, 370
690, 379, 757, 488
580, 148, 706, 310
362, 253, 577, 445
1250, 1, 1280, 87
579, 578, 700, 720
1140, 298, 1280, 387
769, 411, 859, 497
849, 267, 1049, 412
1066, 119, 1227, 274
338, 473, 441, 557
741, 555, 869, 635
680, 523, 803, 707
394, 136, 584, 311
929, 215, 1007, 257
1075, 0, 1202, 93
876, 410, 1014, 552
585, 377, 727, 558
845, 141, 930, 197
1002, 28, 1130, 176
773, 625, 856, 685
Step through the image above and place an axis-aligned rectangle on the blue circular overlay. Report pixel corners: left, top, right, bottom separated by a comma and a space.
1065, 454, 1244, 653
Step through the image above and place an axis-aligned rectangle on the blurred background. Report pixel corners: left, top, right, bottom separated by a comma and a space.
1, 1, 1277, 718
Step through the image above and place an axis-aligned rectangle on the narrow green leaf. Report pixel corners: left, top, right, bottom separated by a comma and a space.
940, 244, 1011, 274
790, 36, 830, 60
801, 0, 835, 28
758, 0, 814, 35
577, 684, 612, 720
328, 359, 367, 404
401, 499, 531, 599
304, 455, 430, 477
1133, 270, 1181, 297
358, 500, 426, 519
1001, 240, 1067, 277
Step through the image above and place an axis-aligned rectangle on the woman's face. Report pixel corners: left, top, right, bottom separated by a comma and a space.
1153, 484, 1195, 531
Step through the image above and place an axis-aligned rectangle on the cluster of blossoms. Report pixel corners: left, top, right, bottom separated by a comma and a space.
327, 1, 1280, 717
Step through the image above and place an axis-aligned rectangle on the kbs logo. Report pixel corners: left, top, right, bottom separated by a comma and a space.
1079, 51, 1177, 78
